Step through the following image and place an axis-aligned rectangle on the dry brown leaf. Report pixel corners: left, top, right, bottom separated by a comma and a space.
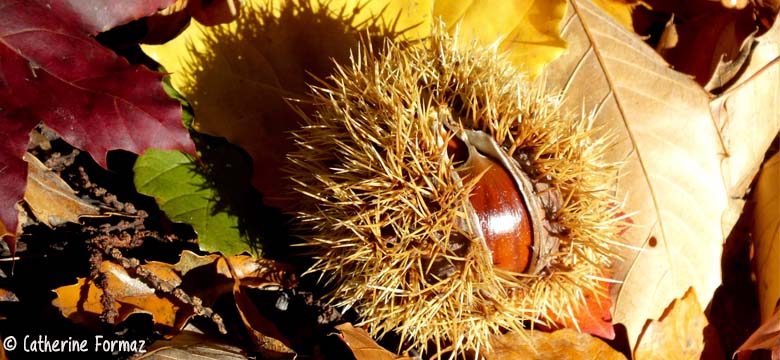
633, 288, 707, 360
52, 251, 296, 335
224, 256, 296, 359
0, 288, 19, 302
52, 260, 184, 331
335, 323, 416, 360
751, 153, 780, 322
735, 302, 780, 359
140, 325, 251, 359
23, 152, 101, 227
543, 0, 780, 348
485, 329, 627, 360
712, 17, 780, 199
703, 31, 756, 92
642, 0, 763, 87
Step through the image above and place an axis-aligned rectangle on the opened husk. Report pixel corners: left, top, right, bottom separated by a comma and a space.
288, 25, 625, 358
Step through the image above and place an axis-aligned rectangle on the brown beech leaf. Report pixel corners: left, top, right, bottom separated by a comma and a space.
335, 323, 416, 360
751, 153, 780, 322
543, 0, 780, 348
485, 329, 627, 360
633, 288, 707, 360
23, 153, 101, 227
712, 16, 780, 199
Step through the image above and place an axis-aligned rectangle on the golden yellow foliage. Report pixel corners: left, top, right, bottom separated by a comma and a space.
140, 0, 568, 206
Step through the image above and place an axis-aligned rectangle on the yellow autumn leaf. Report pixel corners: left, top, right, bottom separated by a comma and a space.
633, 288, 707, 360
431, 0, 567, 76
486, 329, 627, 360
141, 0, 567, 208
590, 0, 642, 30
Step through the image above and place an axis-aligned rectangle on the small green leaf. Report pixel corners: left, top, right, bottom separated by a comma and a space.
134, 149, 258, 256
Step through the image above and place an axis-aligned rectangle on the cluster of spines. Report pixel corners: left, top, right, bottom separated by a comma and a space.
288, 26, 624, 358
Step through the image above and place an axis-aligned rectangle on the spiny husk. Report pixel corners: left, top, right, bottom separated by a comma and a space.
288, 26, 624, 358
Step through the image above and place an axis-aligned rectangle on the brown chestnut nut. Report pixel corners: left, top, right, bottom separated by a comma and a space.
450, 129, 558, 275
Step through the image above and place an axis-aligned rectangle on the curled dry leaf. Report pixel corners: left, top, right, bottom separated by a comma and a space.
334, 323, 416, 360
52, 260, 184, 331
641, 0, 769, 87
543, 0, 779, 348
735, 298, 780, 359
751, 153, 780, 322
23, 153, 101, 227
633, 288, 708, 360
712, 14, 780, 199
52, 251, 296, 335
0, 288, 19, 302
140, 325, 251, 359
485, 329, 627, 360
223, 256, 296, 359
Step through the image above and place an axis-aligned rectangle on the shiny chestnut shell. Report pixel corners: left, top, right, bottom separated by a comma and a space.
450, 129, 558, 274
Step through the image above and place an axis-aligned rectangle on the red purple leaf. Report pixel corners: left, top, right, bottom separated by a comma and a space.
0, 0, 196, 249
45, 0, 176, 34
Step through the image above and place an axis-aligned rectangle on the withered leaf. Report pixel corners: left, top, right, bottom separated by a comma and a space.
735, 302, 780, 359
485, 329, 627, 360
712, 14, 780, 199
335, 323, 416, 360
224, 256, 295, 359
0, 288, 19, 302
0, 0, 195, 251
140, 325, 251, 359
633, 288, 707, 360
543, 0, 780, 347
645, 0, 758, 86
23, 152, 101, 227
52, 260, 184, 331
52, 251, 296, 335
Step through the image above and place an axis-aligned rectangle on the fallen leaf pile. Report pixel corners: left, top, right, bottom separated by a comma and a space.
1, 0, 779, 359
0, 0, 196, 249
52, 250, 296, 336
